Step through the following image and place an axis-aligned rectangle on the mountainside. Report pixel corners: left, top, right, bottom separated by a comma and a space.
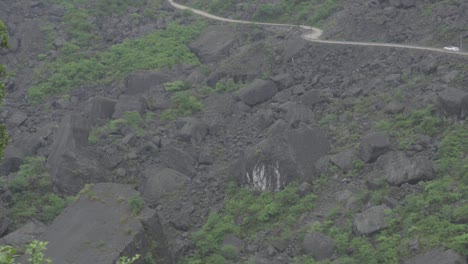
0, 0, 467, 263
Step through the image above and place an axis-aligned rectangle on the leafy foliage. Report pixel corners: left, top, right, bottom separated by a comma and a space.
88, 111, 146, 144
0, 20, 9, 158
5, 157, 68, 228
164, 80, 192, 92
161, 91, 203, 120
128, 194, 145, 216
182, 183, 316, 263
29, 21, 206, 103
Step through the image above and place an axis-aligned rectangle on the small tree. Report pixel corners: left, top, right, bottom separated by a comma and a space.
25, 240, 52, 264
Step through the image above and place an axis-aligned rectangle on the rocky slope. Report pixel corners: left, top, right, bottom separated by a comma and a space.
0, 0, 467, 263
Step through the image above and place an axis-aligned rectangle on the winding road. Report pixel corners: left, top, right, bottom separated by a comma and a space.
168, 0, 468, 57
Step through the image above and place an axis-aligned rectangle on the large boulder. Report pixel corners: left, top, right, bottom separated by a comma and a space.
278, 102, 314, 126
353, 205, 390, 235
112, 96, 146, 119
41, 183, 172, 264
237, 123, 329, 191
0, 220, 46, 248
359, 132, 390, 163
162, 147, 196, 177
377, 152, 434, 186
178, 118, 208, 143
190, 25, 238, 63
47, 114, 109, 194
86, 96, 116, 124
141, 167, 190, 206
124, 71, 169, 95
436, 88, 468, 120
330, 150, 357, 173
404, 249, 466, 264
237, 79, 278, 107
302, 232, 335, 260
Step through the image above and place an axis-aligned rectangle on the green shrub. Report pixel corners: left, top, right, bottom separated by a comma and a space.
164, 80, 192, 92
161, 91, 203, 120
214, 79, 243, 93
128, 194, 144, 216
88, 111, 146, 144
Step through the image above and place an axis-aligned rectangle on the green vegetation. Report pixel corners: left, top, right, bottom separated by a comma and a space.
0, 20, 9, 158
161, 91, 203, 120
376, 105, 443, 149
4, 157, 69, 228
182, 183, 316, 263
88, 111, 147, 144
165, 80, 192, 92
201, 78, 244, 94
192, 0, 342, 26
29, 21, 206, 103
128, 194, 145, 216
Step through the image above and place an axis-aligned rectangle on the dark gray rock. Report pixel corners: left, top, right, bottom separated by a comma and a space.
0, 220, 46, 248
298, 182, 313, 197
178, 118, 208, 143
137, 142, 159, 157
86, 97, 116, 124
163, 147, 196, 177
198, 149, 213, 165
302, 232, 335, 260
124, 71, 169, 95
403, 249, 466, 264
238, 124, 329, 191
390, 0, 416, 8
279, 102, 314, 127
48, 114, 106, 194
0, 203, 10, 236
360, 132, 390, 163
112, 96, 146, 119
330, 150, 357, 173
6, 111, 28, 128
301, 89, 321, 108
222, 234, 243, 254
190, 25, 238, 63
436, 88, 468, 120
336, 190, 362, 210
377, 152, 434, 186
142, 167, 190, 206
237, 79, 278, 107
385, 101, 405, 114
41, 183, 172, 264
353, 205, 390, 235
271, 73, 294, 90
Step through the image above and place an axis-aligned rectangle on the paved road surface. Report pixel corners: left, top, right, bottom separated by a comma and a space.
168, 0, 468, 57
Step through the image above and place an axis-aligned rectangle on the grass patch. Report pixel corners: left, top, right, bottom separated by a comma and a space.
5, 157, 69, 228
181, 182, 316, 263
160, 91, 203, 120
88, 111, 146, 144
29, 21, 206, 103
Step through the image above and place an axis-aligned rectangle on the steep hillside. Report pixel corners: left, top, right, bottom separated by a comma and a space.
0, 0, 467, 264
179, 0, 468, 47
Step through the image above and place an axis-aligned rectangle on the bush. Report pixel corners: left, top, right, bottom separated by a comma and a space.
161, 91, 203, 120
128, 194, 144, 216
164, 80, 192, 92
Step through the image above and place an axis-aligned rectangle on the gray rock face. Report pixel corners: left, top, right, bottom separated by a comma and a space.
239, 124, 329, 191
436, 88, 468, 120
377, 152, 434, 186
330, 150, 357, 173
48, 114, 106, 194
86, 96, 116, 124
112, 96, 146, 119
6, 111, 28, 128
302, 232, 335, 260
190, 25, 238, 63
237, 79, 278, 107
0, 203, 10, 236
163, 147, 196, 177
142, 167, 190, 206
353, 205, 390, 235
42, 183, 172, 264
124, 71, 169, 95
360, 132, 390, 163
279, 102, 313, 126
404, 249, 467, 264
178, 118, 208, 143
271, 73, 294, 90
0, 220, 46, 248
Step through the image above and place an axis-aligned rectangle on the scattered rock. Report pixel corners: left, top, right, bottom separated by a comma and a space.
353, 205, 390, 235
237, 79, 279, 107
271, 73, 294, 90
359, 132, 390, 163
86, 97, 116, 124
40, 183, 172, 264
142, 167, 190, 206
163, 147, 196, 177
377, 151, 434, 185
178, 118, 208, 143
403, 249, 466, 264
0, 203, 10, 236
124, 70, 169, 95
222, 234, 243, 254
436, 88, 468, 120
190, 25, 238, 63
0, 220, 46, 248
330, 150, 357, 173
6, 111, 28, 128
302, 232, 335, 260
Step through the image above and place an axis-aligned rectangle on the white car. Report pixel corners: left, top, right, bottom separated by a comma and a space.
443, 46, 460, 52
